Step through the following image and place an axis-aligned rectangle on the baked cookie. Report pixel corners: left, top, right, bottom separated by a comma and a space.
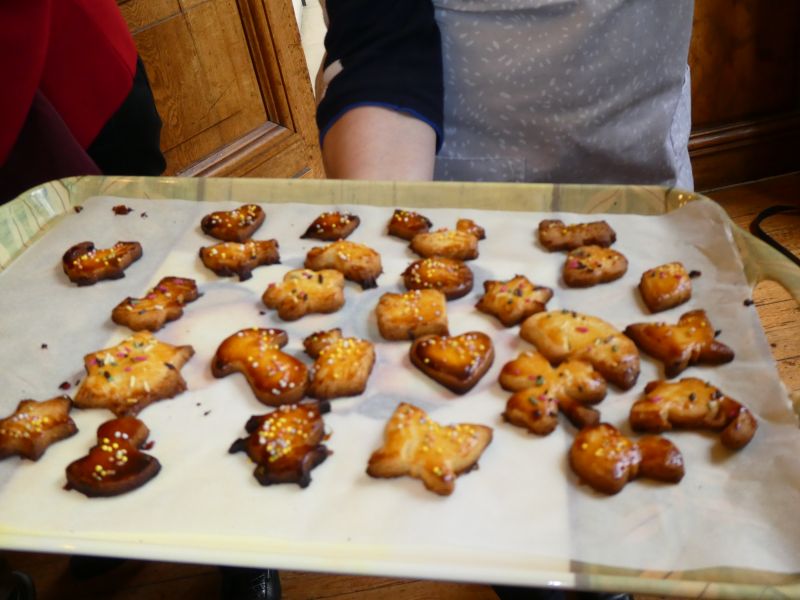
631, 378, 757, 449
366, 402, 493, 496
563, 245, 628, 288
200, 204, 265, 242
639, 262, 692, 313
0, 396, 78, 461
624, 309, 734, 378
376, 289, 448, 341
65, 416, 161, 497
212, 328, 309, 406
305, 240, 382, 289
538, 219, 616, 252
476, 275, 554, 327
569, 423, 684, 495
456, 218, 486, 240
303, 329, 376, 400
500, 351, 606, 433
387, 209, 433, 240
301, 211, 360, 241
111, 276, 199, 332
410, 332, 494, 394
520, 310, 640, 390
74, 332, 195, 416
199, 239, 280, 281
229, 401, 330, 488
402, 257, 474, 300
409, 229, 479, 261
262, 269, 345, 321
62, 241, 143, 286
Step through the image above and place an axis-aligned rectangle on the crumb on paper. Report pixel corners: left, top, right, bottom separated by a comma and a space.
58, 381, 71, 391
143, 440, 155, 450
141, 212, 148, 218
113, 205, 134, 215
203, 410, 211, 416
744, 299, 755, 306
74, 206, 83, 213
688, 270, 701, 278
41, 343, 48, 349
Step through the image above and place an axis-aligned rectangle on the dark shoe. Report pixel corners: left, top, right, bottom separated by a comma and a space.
68, 555, 126, 580
219, 567, 281, 600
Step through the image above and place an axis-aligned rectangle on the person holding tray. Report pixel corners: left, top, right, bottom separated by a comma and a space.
316, 0, 694, 192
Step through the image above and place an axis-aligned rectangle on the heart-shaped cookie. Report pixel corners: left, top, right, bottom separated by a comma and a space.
409, 332, 494, 394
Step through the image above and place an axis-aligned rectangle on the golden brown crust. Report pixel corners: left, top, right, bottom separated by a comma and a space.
476, 275, 553, 327
0, 396, 77, 461
563, 245, 628, 288
303, 330, 376, 400
402, 257, 474, 300
200, 204, 265, 242
62, 241, 143, 286
376, 290, 448, 341
387, 209, 433, 240
499, 351, 606, 433
409, 332, 494, 394
212, 328, 309, 406
262, 269, 345, 321
624, 309, 735, 378
74, 332, 195, 416
538, 219, 616, 252
65, 416, 161, 497
199, 239, 280, 281
111, 277, 199, 332
639, 262, 692, 313
229, 401, 330, 487
304, 240, 382, 289
366, 402, 493, 496
631, 378, 757, 449
409, 229, 479, 261
569, 423, 684, 495
456, 218, 486, 240
301, 211, 360, 241
520, 310, 640, 390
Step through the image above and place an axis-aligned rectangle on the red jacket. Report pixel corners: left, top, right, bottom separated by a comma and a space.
0, 0, 138, 163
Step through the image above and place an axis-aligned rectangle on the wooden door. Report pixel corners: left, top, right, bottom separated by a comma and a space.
119, 0, 323, 178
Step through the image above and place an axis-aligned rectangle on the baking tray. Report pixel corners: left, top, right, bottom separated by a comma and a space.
0, 176, 799, 599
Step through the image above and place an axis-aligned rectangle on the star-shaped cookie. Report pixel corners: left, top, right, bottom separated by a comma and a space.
366, 402, 493, 496
0, 396, 78, 461
476, 275, 553, 327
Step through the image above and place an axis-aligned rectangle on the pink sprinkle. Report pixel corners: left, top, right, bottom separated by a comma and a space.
567, 260, 580, 269
538, 394, 548, 402
133, 356, 148, 362
576, 326, 588, 333
146, 293, 156, 300
124, 366, 132, 372
87, 358, 98, 366
674, 274, 683, 279
116, 352, 128, 358
648, 395, 663, 403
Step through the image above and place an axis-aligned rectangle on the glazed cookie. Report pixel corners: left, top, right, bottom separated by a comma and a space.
199, 239, 280, 281
200, 204, 265, 242
499, 351, 607, 434
111, 276, 199, 332
520, 310, 640, 390
387, 209, 433, 240
74, 332, 195, 416
569, 423, 685, 495
262, 268, 345, 321
624, 309, 734, 378
639, 262, 693, 313
301, 211, 360, 241
476, 275, 554, 327
212, 328, 309, 406
631, 378, 757, 449
409, 229, 479, 261
304, 240, 382, 289
62, 241, 143, 286
0, 396, 78, 461
303, 329, 376, 400
409, 332, 494, 394
537, 219, 616, 251
366, 402, 493, 496
229, 401, 331, 488
65, 416, 161, 497
456, 218, 486, 240
376, 289, 448, 341
402, 257, 474, 300
563, 245, 628, 288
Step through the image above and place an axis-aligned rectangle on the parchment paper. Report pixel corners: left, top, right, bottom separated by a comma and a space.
0, 195, 798, 577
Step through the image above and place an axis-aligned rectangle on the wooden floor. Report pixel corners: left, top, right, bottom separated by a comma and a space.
2, 173, 799, 600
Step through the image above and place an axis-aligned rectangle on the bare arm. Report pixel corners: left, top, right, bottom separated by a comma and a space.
322, 106, 436, 180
